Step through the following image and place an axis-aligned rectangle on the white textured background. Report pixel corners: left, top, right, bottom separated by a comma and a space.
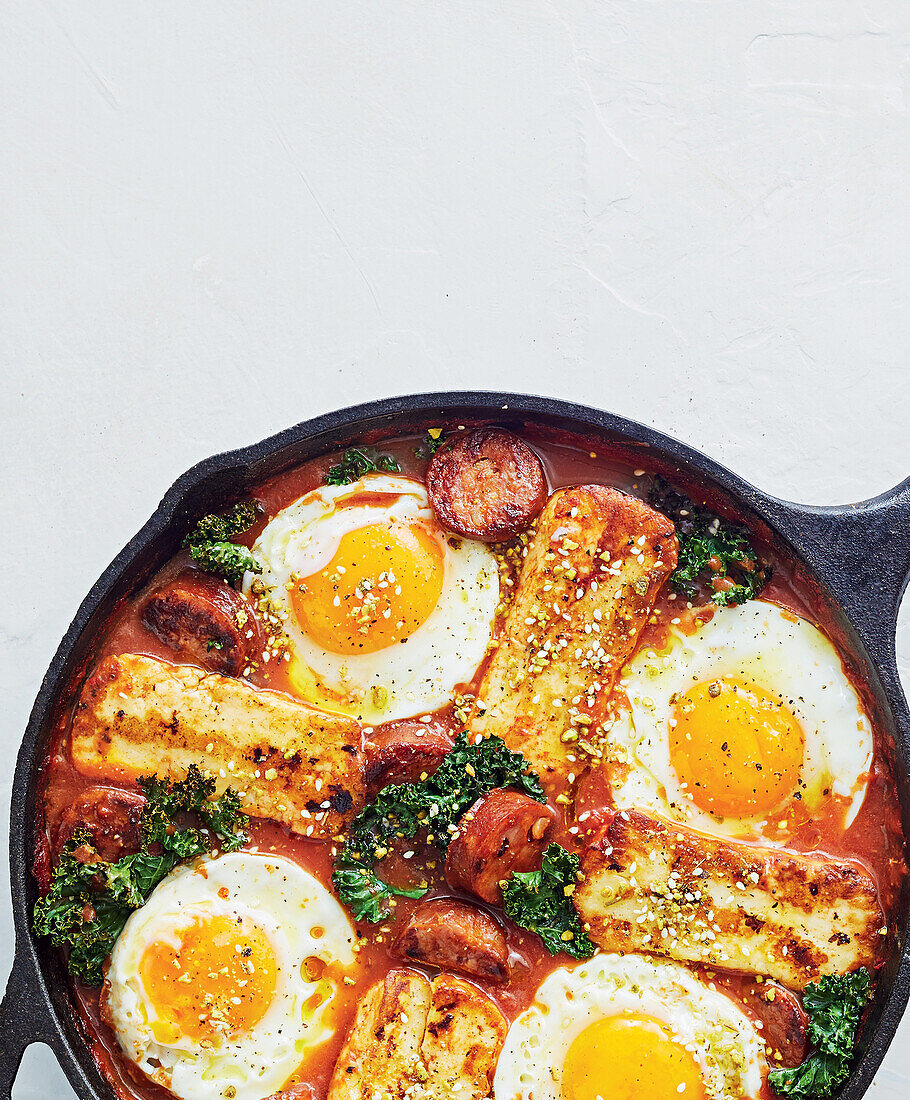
2, 1, 909, 1096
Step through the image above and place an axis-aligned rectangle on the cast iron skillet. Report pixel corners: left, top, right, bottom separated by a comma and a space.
2, 391, 909, 1100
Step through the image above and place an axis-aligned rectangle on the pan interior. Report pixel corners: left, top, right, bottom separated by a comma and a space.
14, 393, 910, 1100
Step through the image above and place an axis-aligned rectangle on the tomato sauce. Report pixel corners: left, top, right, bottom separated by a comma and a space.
35, 425, 906, 1100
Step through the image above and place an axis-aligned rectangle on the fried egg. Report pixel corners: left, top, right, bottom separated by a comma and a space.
608, 601, 872, 839
247, 474, 499, 723
105, 852, 355, 1100
493, 953, 764, 1100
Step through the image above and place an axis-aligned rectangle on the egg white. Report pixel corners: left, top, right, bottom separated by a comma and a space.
105, 852, 355, 1100
493, 953, 765, 1100
246, 474, 499, 723
608, 601, 873, 839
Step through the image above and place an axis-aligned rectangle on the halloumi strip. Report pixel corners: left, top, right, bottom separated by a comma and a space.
575, 808, 884, 989
419, 974, 507, 1100
71, 654, 364, 839
328, 969, 506, 1100
328, 970, 431, 1100
470, 486, 676, 788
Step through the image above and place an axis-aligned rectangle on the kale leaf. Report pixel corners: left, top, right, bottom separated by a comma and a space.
183, 501, 262, 584
331, 847, 426, 924
188, 541, 260, 585
769, 969, 871, 1098
649, 476, 769, 607
427, 730, 545, 842
135, 766, 247, 853
802, 970, 873, 1057
332, 731, 545, 923
184, 502, 259, 547
502, 843, 595, 960
324, 447, 401, 485
33, 766, 248, 985
32, 828, 129, 983
414, 428, 447, 458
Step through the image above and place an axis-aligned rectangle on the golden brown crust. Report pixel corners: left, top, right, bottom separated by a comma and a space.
420, 974, 507, 1100
327, 970, 432, 1100
444, 789, 557, 904
426, 428, 547, 541
363, 717, 454, 795
71, 653, 364, 838
574, 808, 884, 989
392, 899, 509, 982
327, 969, 506, 1100
470, 486, 677, 788
140, 570, 260, 676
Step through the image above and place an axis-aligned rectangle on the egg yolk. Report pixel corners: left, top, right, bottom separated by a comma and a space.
139, 913, 277, 1044
562, 1013, 707, 1100
291, 521, 444, 655
669, 676, 804, 818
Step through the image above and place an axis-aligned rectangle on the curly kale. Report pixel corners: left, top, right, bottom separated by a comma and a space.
332, 731, 545, 923
649, 476, 769, 607
324, 447, 401, 485
33, 766, 248, 985
184, 502, 259, 547
187, 541, 260, 585
769, 969, 872, 1098
183, 501, 261, 584
331, 846, 427, 924
414, 428, 447, 458
502, 843, 595, 960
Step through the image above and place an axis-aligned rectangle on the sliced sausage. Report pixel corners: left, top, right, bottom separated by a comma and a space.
364, 718, 455, 794
141, 570, 259, 675
392, 898, 509, 982
740, 981, 809, 1067
426, 428, 547, 542
445, 788, 557, 904
33, 831, 53, 893
54, 786, 145, 863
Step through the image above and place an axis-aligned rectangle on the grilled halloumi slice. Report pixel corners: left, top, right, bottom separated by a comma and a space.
328, 970, 431, 1100
574, 808, 884, 989
328, 969, 506, 1100
419, 974, 507, 1100
470, 485, 676, 788
71, 653, 364, 838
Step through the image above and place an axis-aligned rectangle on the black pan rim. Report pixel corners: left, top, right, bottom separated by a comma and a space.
5, 389, 910, 1100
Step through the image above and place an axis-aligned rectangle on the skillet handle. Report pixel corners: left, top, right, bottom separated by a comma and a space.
0, 940, 56, 1100
767, 476, 910, 666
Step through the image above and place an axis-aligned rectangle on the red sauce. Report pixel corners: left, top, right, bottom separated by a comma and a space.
35, 426, 906, 1100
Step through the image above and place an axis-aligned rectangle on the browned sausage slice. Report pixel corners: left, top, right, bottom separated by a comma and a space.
363, 718, 454, 794
445, 788, 556, 904
739, 981, 810, 1067
54, 786, 145, 863
426, 428, 547, 541
392, 898, 509, 982
141, 570, 258, 675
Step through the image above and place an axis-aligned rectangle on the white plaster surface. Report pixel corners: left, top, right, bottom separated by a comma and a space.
1, 1, 909, 1096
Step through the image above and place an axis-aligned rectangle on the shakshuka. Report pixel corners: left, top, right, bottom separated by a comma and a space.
33, 423, 904, 1100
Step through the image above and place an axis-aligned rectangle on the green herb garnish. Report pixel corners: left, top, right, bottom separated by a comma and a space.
33, 767, 248, 985
183, 501, 261, 585
769, 969, 871, 1098
184, 502, 258, 547
332, 731, 544, 923
324, 447, 401, 485
649, 476, 769, 606
188, 541, 261, 585
414, 428, 447, 458
502, 843, 595, 960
